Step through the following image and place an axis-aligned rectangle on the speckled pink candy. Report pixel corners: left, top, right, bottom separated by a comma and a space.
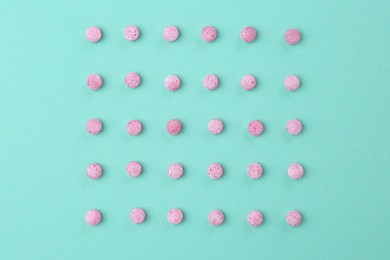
124, 72, 141, 89
86, 118, 102, 135
203, 74, 219, 90
208, 163, 223, 179
126, 120, 142, 136
130, 208, 146, 224
286, 119, 302, 135
248, 120, 264, 136
163, 26, 179, 42
288, 163, 304, 180
86, 74, 103, 90
247, 210, 263, 227
247, 163, 263, 179
85, 26, 102, 42
123, 25, 140, 41
167, 208, 183, 224
240, 26, 257, 42
284, 29, 301, 45
208, 210, 224, 226
85, 209, 101, 226
284, 75, 300, 91
208, 119, 224, 135
164, 75, 181, 91
240, 75, 257, 90
168, 163, 184, 179
86, 163, 102, 179
201, 26, 217, 42
166, 119, 182, 135
126, 161, 142, 177
286, 210, 302, 227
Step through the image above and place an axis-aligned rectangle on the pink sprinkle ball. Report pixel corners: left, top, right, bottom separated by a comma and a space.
208, 163, 223, 179
163, 26, 179, 42
126, 161, 142, 177
203, 74, 219, 90
247, 210, 263, 227
208, 210, 224, 226
284, 75, 300, 91
240, 74, 257, 90
208, 118, 224, 135
240, 26, 257, 42
288, 163, 304, 180
86, 74, 103, 90
166, 119, 182, 135
85, 209, 101, 226
124, 72, 141, 89
167, 208, 183, 225
248, 120, 264, 136
168, 163, 184, 179
86, 118, 102, 135
86, 163, 102, 179
126, 120, 142, 136
286, 119, 303, 135
201, 26, 217, 42
247, 163, 263, 179
286, 210, 302, 227
123, 25, 140, 41
164, 75, 181, 91
85, 26, 102, 43
284, 28, 301, 45
130, 208, 146, 224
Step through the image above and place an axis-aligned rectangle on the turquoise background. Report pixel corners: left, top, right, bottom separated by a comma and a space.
1, 0, 389, 259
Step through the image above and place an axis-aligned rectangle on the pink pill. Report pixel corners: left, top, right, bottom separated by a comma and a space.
286, 119, 302, 135
208, 210, 224, 226
124, 72, 141, 89
288, 163, 304, 180
163, 26, 179, 42
123, 25, 140, 41
284, 28, 301, 45
208, 163, 223, 179
201, 26, 217, 42
247, 163, 263, 179
130, 208, 146, 224
86, 74, 103, 90
126, 161, 142, 177
240, 26, 257, 42
86, 118, 102, 135
248, 120, 264, 136
240, 75, 257, 90
247, 210, 263, 227
203, 74, 219, 90
284, 75, 300, 91
164, 75, 181, 91
167, 208, 183, 224
85, 26, 102, 43
166, 119, 182, 135
86, 163, 102, 179
286, 210, 302, 227
168, 163, 184, 179
208, 119, 224, 135
126, 120, 142, 136
85, 209, 101, 226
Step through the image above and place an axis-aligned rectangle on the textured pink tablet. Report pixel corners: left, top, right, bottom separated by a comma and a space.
208, 119, 224, 135
167, 208, 183, 224
85, 26, 102, 42
240, 26, 257, 42
208, 210, 224, 226
124, 72, 141, 89
247, 163, 263, 179
286, 210, 302, 227
126, 161, 142, 177
166, 119, 182, 135
86, 74, 103, 90
123, 25, 140, 41
86, 118, 102, 135
168, 163, 184, 179
163, 26, 179, 42
85, 209, 101, 226
247, 210, 263, 227
284, 29, 301, 45
288, 163, 304, 179
284, 75, 300, 91
240, 75, 257, 90
201, 26, 217, 42
208, 163, 223, 179
86, 163, 102, 179
130, 208, 146, 224
286, 119, 302, 135
164, 75, 181, 91
203, 74, 219, 90
248, 120, 264, 136
126, 120, 142, 136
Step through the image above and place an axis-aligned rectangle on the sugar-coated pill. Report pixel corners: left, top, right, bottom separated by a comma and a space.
286, 210, 302, 227
164, 75, 181, 91
203, 74, 219, 90
86, 163, 102, 179
208, 119, 224, 135
86, 118, 102, 135
85, 26, 102, 42
247, 210, 263, 227
124, 72, 141, 89
123, 25, 140, 41
86, 74, 103, 90
163, 26, 179, 42
126, 120, 142, 136
85, 209, 101, 226
284, 75, 300, 91
240, 26, 257, 42
248, 120, 264, 136
208, 163, 223, 179
168, 163, 184, 179
286, 119, 302, 135
284, 29, 301, 45
288, 163, 304, 179
126, 161, 142, 177
240, 75, 257, 90
247, 163, 263, 179
208, 210, 224, 226
130, 208, 146, 224
166, 119, 182, 135
201, 26, 217, 42
167, 208, 183, 224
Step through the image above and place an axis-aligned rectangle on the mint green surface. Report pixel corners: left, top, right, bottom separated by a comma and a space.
1, 0, 389, 259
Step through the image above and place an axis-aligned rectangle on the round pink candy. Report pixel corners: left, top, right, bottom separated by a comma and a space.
284, 75, 300, 91
130, 208, 146, 224
247, 210, 263, 227
168, 163, 183, 179
240, 26, 257, 42
85, 209, 101, 226
163, 26, 179, 42
247, 163, 263, 179
208, 210, 224, 226
240, 75, 257, 90
203, 74, 219, 90
166, 119, 182, 135
248, 120, 264, 136
85, 26, 102, 42
86, 118, 102, 135
124, 72, 141, 89
201, 26, 217, 42
126, 161, 142, 177
286, 119, 302, 135
208, 163, 223, 179
86, 74, 103, 90
126, 120, 142, 136
284, 29, 301, 45
167, 208, 183, 224
288, 163, 304, 180
286, 210, 302, 227
86, 163, 102, 179
123, 25, 140, 41
164, 75, 181, 91
208, 119, 224, 135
